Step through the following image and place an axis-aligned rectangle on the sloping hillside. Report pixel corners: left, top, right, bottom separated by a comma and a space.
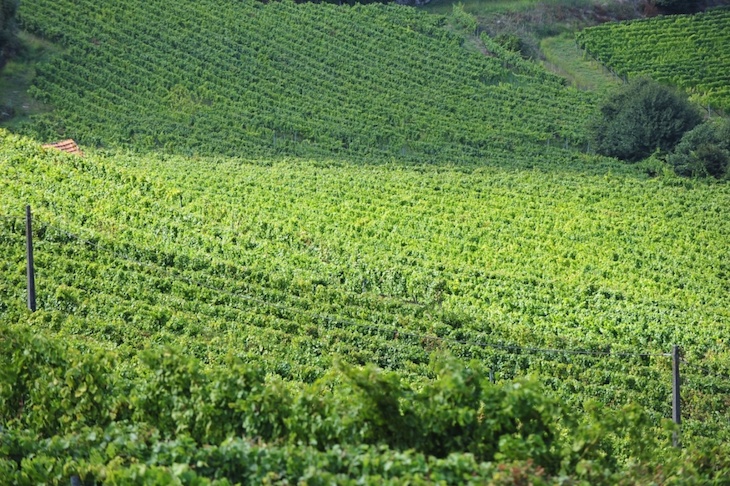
577, 7, 730, 111
2, 0, 730, 482
17, 0, 594, 161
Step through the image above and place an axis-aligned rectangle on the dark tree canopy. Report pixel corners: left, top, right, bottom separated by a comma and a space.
668, 118, 730, 178
0, 0, 19, 65
653, 0, 730, 14
653, 0, 698, 13
589, 78, 702, 162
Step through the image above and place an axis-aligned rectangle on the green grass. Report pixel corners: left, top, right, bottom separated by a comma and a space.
422, 0, 592, 16
540, 32, 620, 91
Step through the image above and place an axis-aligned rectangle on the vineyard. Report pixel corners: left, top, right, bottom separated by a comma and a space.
12, 0, 595, 161
576, 7, 730, 111
2, 129, 730, 481
2, 0, 730, 482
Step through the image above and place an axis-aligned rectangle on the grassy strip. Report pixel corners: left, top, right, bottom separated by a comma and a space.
423, 0, 593, 16
540, 32, 620, 91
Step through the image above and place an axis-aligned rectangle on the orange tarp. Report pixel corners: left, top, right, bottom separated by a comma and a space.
42, 139, 83, 156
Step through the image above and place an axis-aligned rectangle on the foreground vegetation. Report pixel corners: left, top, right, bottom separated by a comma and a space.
0, 322, 710, 484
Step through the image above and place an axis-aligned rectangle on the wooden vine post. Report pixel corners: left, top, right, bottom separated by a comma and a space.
26, 205, 36, 312
672, 345, 681, 448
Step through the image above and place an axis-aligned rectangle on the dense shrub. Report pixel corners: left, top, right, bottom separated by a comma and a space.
590, 78, 702, 162
652, 0, 700, 14
668, 118, 730, 178
495, 33, 527, 57
0, 0, 18, 65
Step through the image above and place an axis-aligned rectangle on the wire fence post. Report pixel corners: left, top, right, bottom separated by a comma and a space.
25, 205, 36, 312
672, 345, 681, 448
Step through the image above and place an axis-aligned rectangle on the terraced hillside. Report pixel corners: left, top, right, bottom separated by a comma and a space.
577, 7, 730, 111
15, 0, 594, 161
2, 130, 730, 481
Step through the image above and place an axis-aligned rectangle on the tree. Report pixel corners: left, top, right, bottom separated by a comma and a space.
0, 0, 19, 67
652, 0, 700, 14
589, 78, 702, 162
668, 118, 730, 178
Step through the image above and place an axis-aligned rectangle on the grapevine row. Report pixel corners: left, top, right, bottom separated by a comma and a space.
18, 0, 593, 159
576, 8, 730, 111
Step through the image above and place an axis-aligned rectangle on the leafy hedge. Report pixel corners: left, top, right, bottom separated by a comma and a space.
589, 78, 702, 162
668, 117, 730, 178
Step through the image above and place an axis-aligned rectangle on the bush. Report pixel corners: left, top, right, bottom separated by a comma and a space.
0, 0, 19, 65
590, 78, 702, 162
450, 3, 477, 36
495, 34, 526, 57
668, 118, 730, 178
652, 0, 699, 14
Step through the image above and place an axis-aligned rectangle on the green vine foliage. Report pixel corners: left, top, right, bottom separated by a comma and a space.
1, 0, 730, 481
15, 0, 592, 161
1, 127, 730, 481
0, 322, 705, 484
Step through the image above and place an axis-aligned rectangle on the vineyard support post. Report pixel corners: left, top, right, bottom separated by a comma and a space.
672, 345, 681, 447
25, 205, 36, 312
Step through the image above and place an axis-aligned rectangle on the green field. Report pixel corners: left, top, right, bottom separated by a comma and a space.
576, 7, 730, 111
2, 0, 730, 483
